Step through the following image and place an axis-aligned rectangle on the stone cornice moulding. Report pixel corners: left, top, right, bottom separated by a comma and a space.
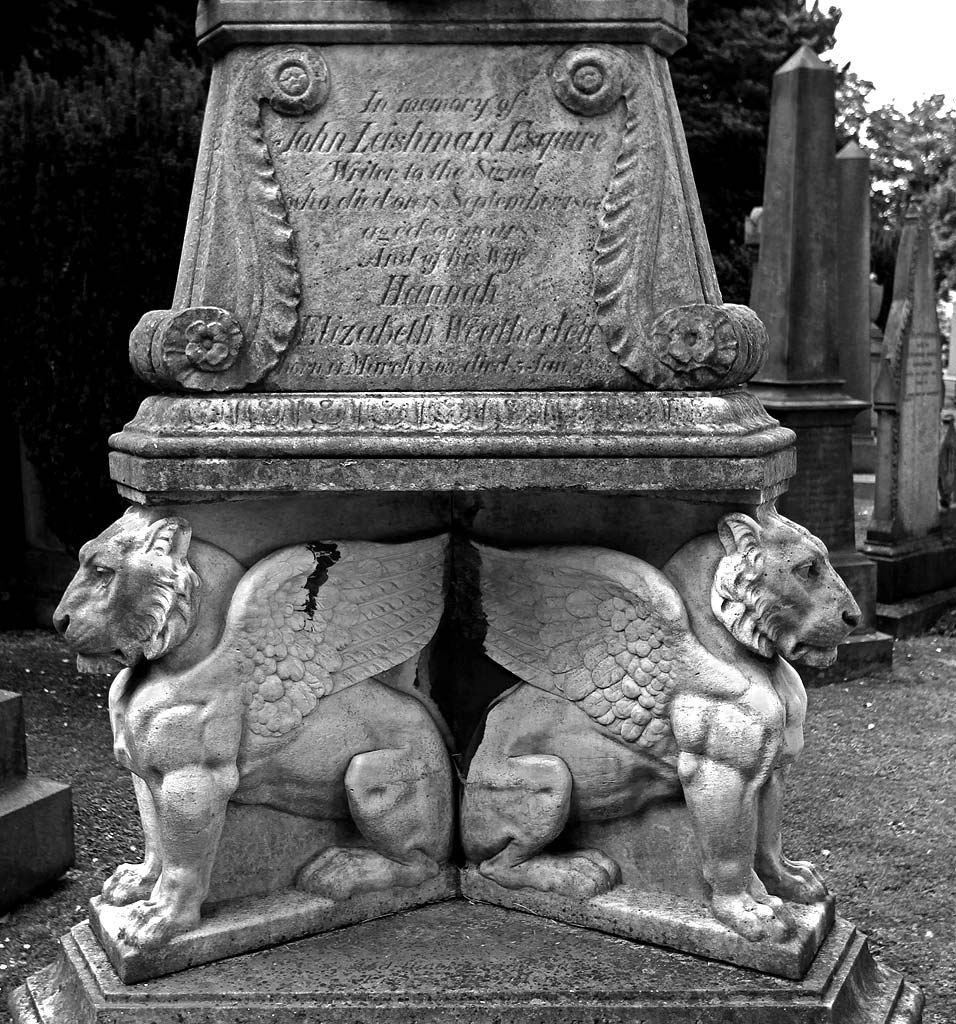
196, 0, 688, 54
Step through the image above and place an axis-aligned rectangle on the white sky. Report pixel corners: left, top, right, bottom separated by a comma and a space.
813, 0, 956, 108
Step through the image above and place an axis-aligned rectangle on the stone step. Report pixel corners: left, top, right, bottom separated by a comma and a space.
8, 902, 924, 1024
0, 689, 27, 782
0, 775, 74, 914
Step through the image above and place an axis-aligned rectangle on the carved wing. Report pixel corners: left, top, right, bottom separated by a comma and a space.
476, 544, 692, 754
225, 536, 448, 737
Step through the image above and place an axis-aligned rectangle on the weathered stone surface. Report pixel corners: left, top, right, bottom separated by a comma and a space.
461, 514, 858, 970
867, 202, 944, 552
108, 390, 795, 502
129, 32, 767, 397
9, 904, 924, 1024
54, 511, 454, 976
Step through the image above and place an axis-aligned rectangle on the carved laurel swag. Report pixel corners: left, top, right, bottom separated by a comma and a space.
551, 46, 767, 390
130, 48, 330, 391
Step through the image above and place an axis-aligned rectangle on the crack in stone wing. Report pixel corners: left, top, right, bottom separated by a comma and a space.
225, 536, 448, 737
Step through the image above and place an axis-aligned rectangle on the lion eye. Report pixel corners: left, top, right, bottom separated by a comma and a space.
93, 565, 115, 580
793, 561, 819, 584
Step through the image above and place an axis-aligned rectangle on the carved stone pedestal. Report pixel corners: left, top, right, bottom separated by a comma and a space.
11, 902, 923, 1024
13, 0, 925, 1019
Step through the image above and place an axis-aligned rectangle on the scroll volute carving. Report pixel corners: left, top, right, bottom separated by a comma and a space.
130, 48, 329, 391
551, 45, 768, 390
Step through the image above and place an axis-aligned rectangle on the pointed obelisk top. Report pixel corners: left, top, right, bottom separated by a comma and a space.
837, 139, 868, 161
776, 44, 829, 75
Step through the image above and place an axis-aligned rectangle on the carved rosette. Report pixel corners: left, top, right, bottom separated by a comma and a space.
130, 48, 330, 391
551, 46, 767, 390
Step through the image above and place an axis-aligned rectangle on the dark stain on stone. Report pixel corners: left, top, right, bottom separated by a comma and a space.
303, 542, 341, 619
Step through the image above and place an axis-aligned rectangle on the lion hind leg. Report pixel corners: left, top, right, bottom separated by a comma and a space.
462, 753, 620, 898
297, 744, 452, 901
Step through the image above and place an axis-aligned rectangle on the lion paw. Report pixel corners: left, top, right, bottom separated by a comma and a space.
115, 898, 198, 950
758, 857, 828, 904
711, 891, 795, 943
297, 846, 438, 900
101, 862, 159, 907
480, 849, 621, 898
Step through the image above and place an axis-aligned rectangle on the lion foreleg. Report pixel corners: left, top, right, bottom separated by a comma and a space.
101, 774, 163, 906
120, 762, 239, 949
755, 767, 827, 903
673, 691, 794, 943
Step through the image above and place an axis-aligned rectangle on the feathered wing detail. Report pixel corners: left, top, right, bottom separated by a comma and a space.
476, 544, 691, 756
224, 536, 448, 737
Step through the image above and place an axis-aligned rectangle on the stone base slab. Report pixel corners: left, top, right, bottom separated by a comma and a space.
802, 630, 895, 685
876, 584, 956, 637
0, 776, 74, 914
88, 866, 459, 984
9, 902, 923, 1024
461, 868, 832, 980
863, 531, 956, 604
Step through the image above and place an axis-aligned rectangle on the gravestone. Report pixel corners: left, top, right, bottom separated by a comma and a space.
945, 305, 956, 408
749, 46, 889, 676
11, 4, 921, 1023
0, 690, 74, 913
870, 278, 886, 433
866, 201, 956, 633
836, 141, 876, 473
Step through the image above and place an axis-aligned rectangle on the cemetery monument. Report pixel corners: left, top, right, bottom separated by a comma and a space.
11, 2, 922, 1022
866, 201, 956, 634
749, 46, 889, 676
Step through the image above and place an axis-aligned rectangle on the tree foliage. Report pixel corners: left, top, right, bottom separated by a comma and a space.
671, 0, 841, 303
0, 32, 206, 548
838, 72, 956, 300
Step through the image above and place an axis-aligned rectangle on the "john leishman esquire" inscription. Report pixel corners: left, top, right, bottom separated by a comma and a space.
266, 47, 624, 389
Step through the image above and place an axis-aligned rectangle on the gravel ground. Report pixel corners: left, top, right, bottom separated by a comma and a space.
0, 629, 953, 1022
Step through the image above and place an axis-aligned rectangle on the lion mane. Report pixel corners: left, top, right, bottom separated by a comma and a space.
710, 511, 817, 659
122, 513, 201, 663
62, 507, 202, 675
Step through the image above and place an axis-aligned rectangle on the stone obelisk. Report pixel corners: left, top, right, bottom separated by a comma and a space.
749, 46, 888, 674
836, 140, 876, 472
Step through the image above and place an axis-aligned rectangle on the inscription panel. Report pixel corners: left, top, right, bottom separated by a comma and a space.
264, 45, 629, 391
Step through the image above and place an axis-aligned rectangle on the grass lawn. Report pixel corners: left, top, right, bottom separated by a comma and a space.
0, 629, 953, 1022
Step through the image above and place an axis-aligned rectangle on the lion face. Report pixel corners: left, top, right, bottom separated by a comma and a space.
711, 511, 860, 668
53, 508, 200, 675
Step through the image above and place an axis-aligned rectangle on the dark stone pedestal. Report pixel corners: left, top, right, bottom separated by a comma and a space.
0, 690, 74, 914
747, 391, 891, 679
9, 901, 922, 1024
864, 530, 956, 605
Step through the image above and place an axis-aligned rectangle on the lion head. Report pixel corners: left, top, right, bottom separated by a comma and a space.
53, 508, 201, 675
710, 511, 860, 667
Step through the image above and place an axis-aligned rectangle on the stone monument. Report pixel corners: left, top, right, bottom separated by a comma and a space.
836, 140, 876, 473
866, 201, 956, 634
749, 46, 890, 677
0, 689, 74, 913
944, 303, 956, 408
11, 4, 921, 1023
